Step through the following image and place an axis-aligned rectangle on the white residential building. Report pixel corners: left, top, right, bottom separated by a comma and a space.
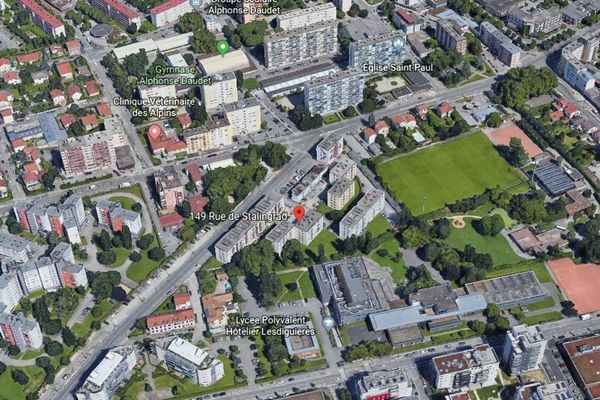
502, 325, 547, 375
150, 0, 193, 27
316, 134, 344, 164
339, 189, 385, 239
265, 210, 324, 255
77, 346, 138, 400
0, 310, 42, 351
355, 368, 414, 400
0, 271, 24, 311
200, 72, 238, 110
432, 345, 500, 391
276, 3, 336, 30
152, 337, 225, 386
223, 98, 262, 135
329, 155, 357, 183
304, 69, 365, 116
0, 233, 31, 262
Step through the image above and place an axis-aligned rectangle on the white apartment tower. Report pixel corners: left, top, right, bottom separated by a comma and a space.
200, 73, 238, 110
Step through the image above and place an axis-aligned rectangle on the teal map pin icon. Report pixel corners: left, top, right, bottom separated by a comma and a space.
216, 40, 229, 57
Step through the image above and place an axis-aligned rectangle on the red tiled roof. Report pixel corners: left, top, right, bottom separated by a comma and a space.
22, 171, 40, 183
188, 194, 208, 213
416, 103, 427, 111
163, 140, 187, 153
0, 108, 12, 117
3, 71, 19, 82
67, 83, 81, 97
85, 80, 99, 95
60, 113, 76, 127
146, 308, 194, 328
159, 213, 184, 228
24, 146, 40, 161
438, 102, 453, 113
55, 61, 72, 77
95, 102, 112, 117
101, 0, 141, 19
0, 91, 11, 103
150, 0, 187, 15
548, 110, 564, 122
396, 8, 414, 24
81, 114, 97, 127
391, 113, 416, 125
363, 127, 376, 137
65, 39, 80, 51
564, 103, 578, 116
11, 138, 25, 149
48, 44, 63, 54
177, 113, 192, 127
19, 0, 64, 29
173, 293, 191, 307
23, 162, 38, 173
374, 120, 388, 131
16, 51, 42, 64
0, 58, 10, 67
50, 88, 64, 98
185, 164, 202, 183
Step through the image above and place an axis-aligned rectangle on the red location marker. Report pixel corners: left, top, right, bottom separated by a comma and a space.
148, 124, 162, 140
293, 205, 305, 223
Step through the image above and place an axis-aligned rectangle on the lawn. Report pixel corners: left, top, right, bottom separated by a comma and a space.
298, 271, 316, 298
108, 196, 137, 210
71, 299, 114, 338
323, 114, 341, 124
154, 355, 244, 398
0, 365, 45, 400
243, 77, 259, 90
126, 235, 162, 283
520, 311, 563, 326
485, 260, 552, 283
366, 214, 392, 238
277, 271, 304, 303
490, 208, 517, 228
375, 132, 525, 215
524, 296, 555, 311
202, 257, 223, 271
369, 238, 406, 284
305, 230, 340, 262
445, 218, 523, 266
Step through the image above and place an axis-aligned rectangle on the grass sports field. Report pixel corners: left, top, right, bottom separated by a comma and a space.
375, 132, 525, 215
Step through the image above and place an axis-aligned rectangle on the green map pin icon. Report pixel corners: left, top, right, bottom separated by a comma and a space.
217, 40, 229, 56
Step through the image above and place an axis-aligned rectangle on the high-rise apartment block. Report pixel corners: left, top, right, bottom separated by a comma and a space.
0, 233, 31, 263
223, 98, 262, 135
152, 337, 225, 386
339, 189, 385, 239
88, 0, 142, 27
435, 19, 468, 55
200, 73, 238, 110
316, 134, 344, 164
96, 199, 143, 235
18, 0, 65, 38
502, 325, 547, 375
215, 195, 285, 263
0, 309, 42, 351
327, 177, 355, 210
77, 346, 138, 400
333, 0, 351, 11
184, 117, 233, 154
59, 130, 125, 177
150, 0, 193, 28
431, 345, 500, 391
263, 22, 338, 69
558, 29, 599, 92
479, 21, 522, 67
154, 166, 185, 212
0, 272, 24, 311
265, 210, 324, 255
276, 3, 336, 30
138, 84, 177, 115
329, 155, 356, 183
349, 31, 406, 71
304, 69, 365, 116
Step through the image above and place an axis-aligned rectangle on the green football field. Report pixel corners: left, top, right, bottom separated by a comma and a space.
376, 132, 525, 215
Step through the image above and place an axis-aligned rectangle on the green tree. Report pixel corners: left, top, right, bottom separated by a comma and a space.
137, 234, 154, 250
97, 250, 116, 266
45, 341, 64, 357
148, 247, 165, 261
62, 327, 77, 347
11, 369, 29, 385
485, 112, 503, 128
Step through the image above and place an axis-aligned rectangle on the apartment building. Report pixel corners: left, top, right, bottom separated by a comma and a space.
339, 189, 385, 239
0, 272, 24, 311
393, 9, 422, 33
431, 345, 500, 390
304, 69, 365, 116
154, 166, 185, 212
88, 0, 142, 27
215, 194, 285, 263
506, 6, 562, 34
95, 199, 143, 235
184, 117, 233, 154
502, 325, 547, 375
435, 19, 467, 55
0, 310, 42, 351
559, 31, 599, 92
146, 308, 196, 335
55, 259, 88, 288
223, 98, 261, 135
265, 209, 324, 255
59, 130, 125, 177
333, 0, 351, 11
17, 257, 62, 293
329, 155, 357, 183
263, 22, 338, 69
316, 134, 344, 164
276, 3, 336, 30
478, 21, 522, 67
327, 177, 355, 210
355, 368, 414, 400
152, 337, 224, 386
138, 85, 177, 114
200, 73, 238, 110
348, 31, 406, 71
0, 233, 31, 263
150, 0, 193, 27
77, 346, 138, 400
514, 381, 573, 400
19, 0, 65, 37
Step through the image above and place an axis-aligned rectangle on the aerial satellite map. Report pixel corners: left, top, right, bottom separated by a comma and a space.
0, 0, 599, 399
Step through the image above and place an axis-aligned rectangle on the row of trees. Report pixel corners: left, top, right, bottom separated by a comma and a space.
493, 66, 558, 108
